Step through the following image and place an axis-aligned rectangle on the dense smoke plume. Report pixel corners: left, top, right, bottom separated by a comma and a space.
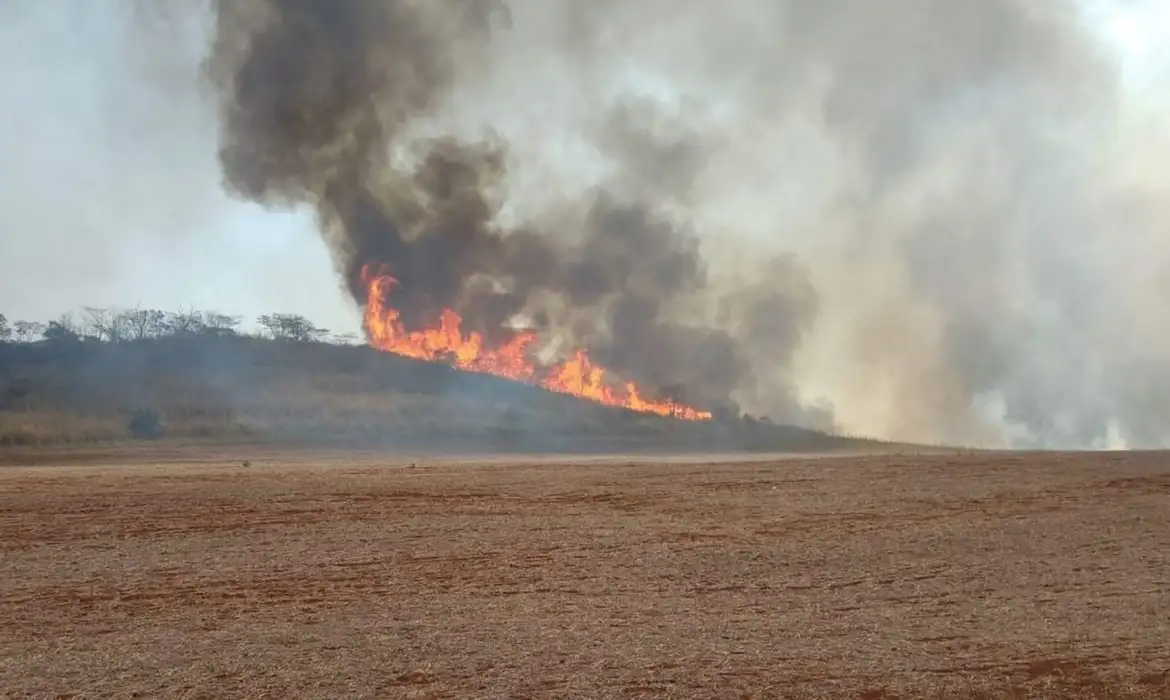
206, 0, 818, 420
199, 0, 1168, 447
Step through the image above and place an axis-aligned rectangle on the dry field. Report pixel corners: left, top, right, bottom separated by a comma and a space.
1, 448, 1168, 699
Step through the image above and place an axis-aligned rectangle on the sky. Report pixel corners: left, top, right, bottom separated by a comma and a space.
1, 0, 1165, 333
0, 2, 356, 332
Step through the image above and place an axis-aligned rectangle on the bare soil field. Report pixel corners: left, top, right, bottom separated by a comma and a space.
1, 449, 1168, 699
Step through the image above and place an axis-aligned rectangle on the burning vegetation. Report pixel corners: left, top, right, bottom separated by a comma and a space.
0, 307, 852, 451
362, 265, 712, 420
205, 0, 826, 432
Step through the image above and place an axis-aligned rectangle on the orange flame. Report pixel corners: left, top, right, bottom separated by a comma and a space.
361, 265, 712, 421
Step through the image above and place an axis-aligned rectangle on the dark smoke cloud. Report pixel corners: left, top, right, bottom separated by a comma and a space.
204, 0, 1170, 446
205, 0, 816, 417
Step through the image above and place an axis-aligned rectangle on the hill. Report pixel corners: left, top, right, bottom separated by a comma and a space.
0, 334, 874, 453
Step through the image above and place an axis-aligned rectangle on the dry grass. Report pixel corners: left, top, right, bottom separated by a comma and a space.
0, 411, 127, 445
1, 448, 1168, 698
0, 410, 260, 446
0, 336, 872, 452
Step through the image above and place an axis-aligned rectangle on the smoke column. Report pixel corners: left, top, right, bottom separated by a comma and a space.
201, 0, 1169, 447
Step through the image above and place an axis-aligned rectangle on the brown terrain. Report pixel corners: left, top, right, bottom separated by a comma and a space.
1, 447, 1168, 699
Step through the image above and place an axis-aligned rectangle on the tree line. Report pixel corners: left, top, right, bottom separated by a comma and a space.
0, 308, 360, 345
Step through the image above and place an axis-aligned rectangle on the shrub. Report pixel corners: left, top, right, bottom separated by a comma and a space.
127, 407, 163, 440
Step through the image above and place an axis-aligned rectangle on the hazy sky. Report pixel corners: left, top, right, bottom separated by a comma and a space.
0, 2, 357, 331
1, 0, 1164, 332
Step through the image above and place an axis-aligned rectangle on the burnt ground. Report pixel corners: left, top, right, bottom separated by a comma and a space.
1, 449, 1168, 698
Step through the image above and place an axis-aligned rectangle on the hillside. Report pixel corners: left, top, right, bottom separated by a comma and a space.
0, 335, 873, 453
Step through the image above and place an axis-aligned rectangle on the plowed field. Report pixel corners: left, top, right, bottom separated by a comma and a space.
2, 449, 1168, 698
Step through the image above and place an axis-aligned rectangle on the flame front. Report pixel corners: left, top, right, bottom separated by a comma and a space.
361, 265, 712, 421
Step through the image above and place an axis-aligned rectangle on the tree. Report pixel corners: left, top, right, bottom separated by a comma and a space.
43, 318, 80, 344
80, 307, 127, 342
127, 407, 163, 439
12, 321, 45, 343
119, 308, 168, 340
201, 312, 242, 337
163, 308, 207, 337
257, 313, 327, 342
0, 314, 10, 343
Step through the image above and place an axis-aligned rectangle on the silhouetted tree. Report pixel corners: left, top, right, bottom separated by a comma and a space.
127, 407, 163, 439
80, 307, 127, 342
257, 313, 327, 342
201, 312, 242, 336
43, 319, 81, 344
119, 308, 168, 340
163, 308, 207, 337
9, 307, 337, 345
12, 321, 44, 343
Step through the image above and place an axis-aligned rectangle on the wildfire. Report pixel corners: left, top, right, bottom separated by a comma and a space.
361, 265, 712, 421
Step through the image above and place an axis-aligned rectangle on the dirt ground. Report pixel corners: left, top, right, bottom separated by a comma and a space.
1, 448, 1168, 699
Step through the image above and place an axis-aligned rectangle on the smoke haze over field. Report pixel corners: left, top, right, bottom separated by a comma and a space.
3, 0, 1169, 447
